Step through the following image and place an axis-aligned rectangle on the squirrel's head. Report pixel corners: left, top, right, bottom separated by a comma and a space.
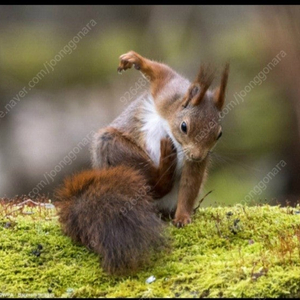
169, 64, 229, 162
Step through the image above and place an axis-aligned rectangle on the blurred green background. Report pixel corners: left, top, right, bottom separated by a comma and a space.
0, 5, 299, 206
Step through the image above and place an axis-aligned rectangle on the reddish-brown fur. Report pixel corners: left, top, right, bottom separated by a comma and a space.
174, 158, 208, 225
57, 51, 229, 275
117, 51, 229, 227
56, 137, 176, 275
92, 128, 177, 199
118, 51, 177, 98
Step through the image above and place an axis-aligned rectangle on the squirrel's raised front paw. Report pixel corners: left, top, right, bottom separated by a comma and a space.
117, 51, 142, 73
172, 215, 191, 228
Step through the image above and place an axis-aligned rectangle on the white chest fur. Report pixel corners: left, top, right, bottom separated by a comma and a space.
141, 96, 184, 212
141, 98, 168, 166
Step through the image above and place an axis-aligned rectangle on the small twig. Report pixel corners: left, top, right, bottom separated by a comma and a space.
193, 190, 213, 213
4, 206, 23, 218
3, 199, 55, 218
215, 222, 222, 237
16, 199, 40, 207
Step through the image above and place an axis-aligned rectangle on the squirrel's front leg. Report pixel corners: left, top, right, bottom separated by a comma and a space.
173, 158, 208, 228
117, 50, 176, 97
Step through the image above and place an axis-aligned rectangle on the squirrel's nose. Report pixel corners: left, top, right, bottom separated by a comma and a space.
190, 153, 203, 162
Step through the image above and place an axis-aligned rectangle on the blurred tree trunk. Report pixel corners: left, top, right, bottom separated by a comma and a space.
259, 5, 300, 204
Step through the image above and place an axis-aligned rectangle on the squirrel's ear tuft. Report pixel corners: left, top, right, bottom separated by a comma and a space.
183, 65, 215, 108
182, 83, 200, 108
213, 63, 230, 111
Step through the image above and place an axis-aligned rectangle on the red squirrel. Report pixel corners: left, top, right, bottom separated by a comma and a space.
56, 51, 229, 275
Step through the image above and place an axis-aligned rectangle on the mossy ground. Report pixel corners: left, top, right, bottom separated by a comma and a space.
1, 198, 300, 298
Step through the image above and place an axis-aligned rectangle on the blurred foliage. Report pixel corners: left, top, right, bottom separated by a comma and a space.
0, 24, 142, 88
0, 5, 299, 205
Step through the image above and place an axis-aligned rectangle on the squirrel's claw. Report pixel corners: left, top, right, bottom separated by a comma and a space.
172, 215, 191, 228
117, 51, 141, 73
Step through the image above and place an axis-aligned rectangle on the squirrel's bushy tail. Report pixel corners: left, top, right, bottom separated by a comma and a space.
55, 166, 166, 275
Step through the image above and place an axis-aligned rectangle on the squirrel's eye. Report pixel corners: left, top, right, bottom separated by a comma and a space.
217, 131, 223, 140
181, 121, 187, 134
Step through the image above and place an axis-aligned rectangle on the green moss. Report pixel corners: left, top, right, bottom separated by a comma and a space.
1, 202, 300, 298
